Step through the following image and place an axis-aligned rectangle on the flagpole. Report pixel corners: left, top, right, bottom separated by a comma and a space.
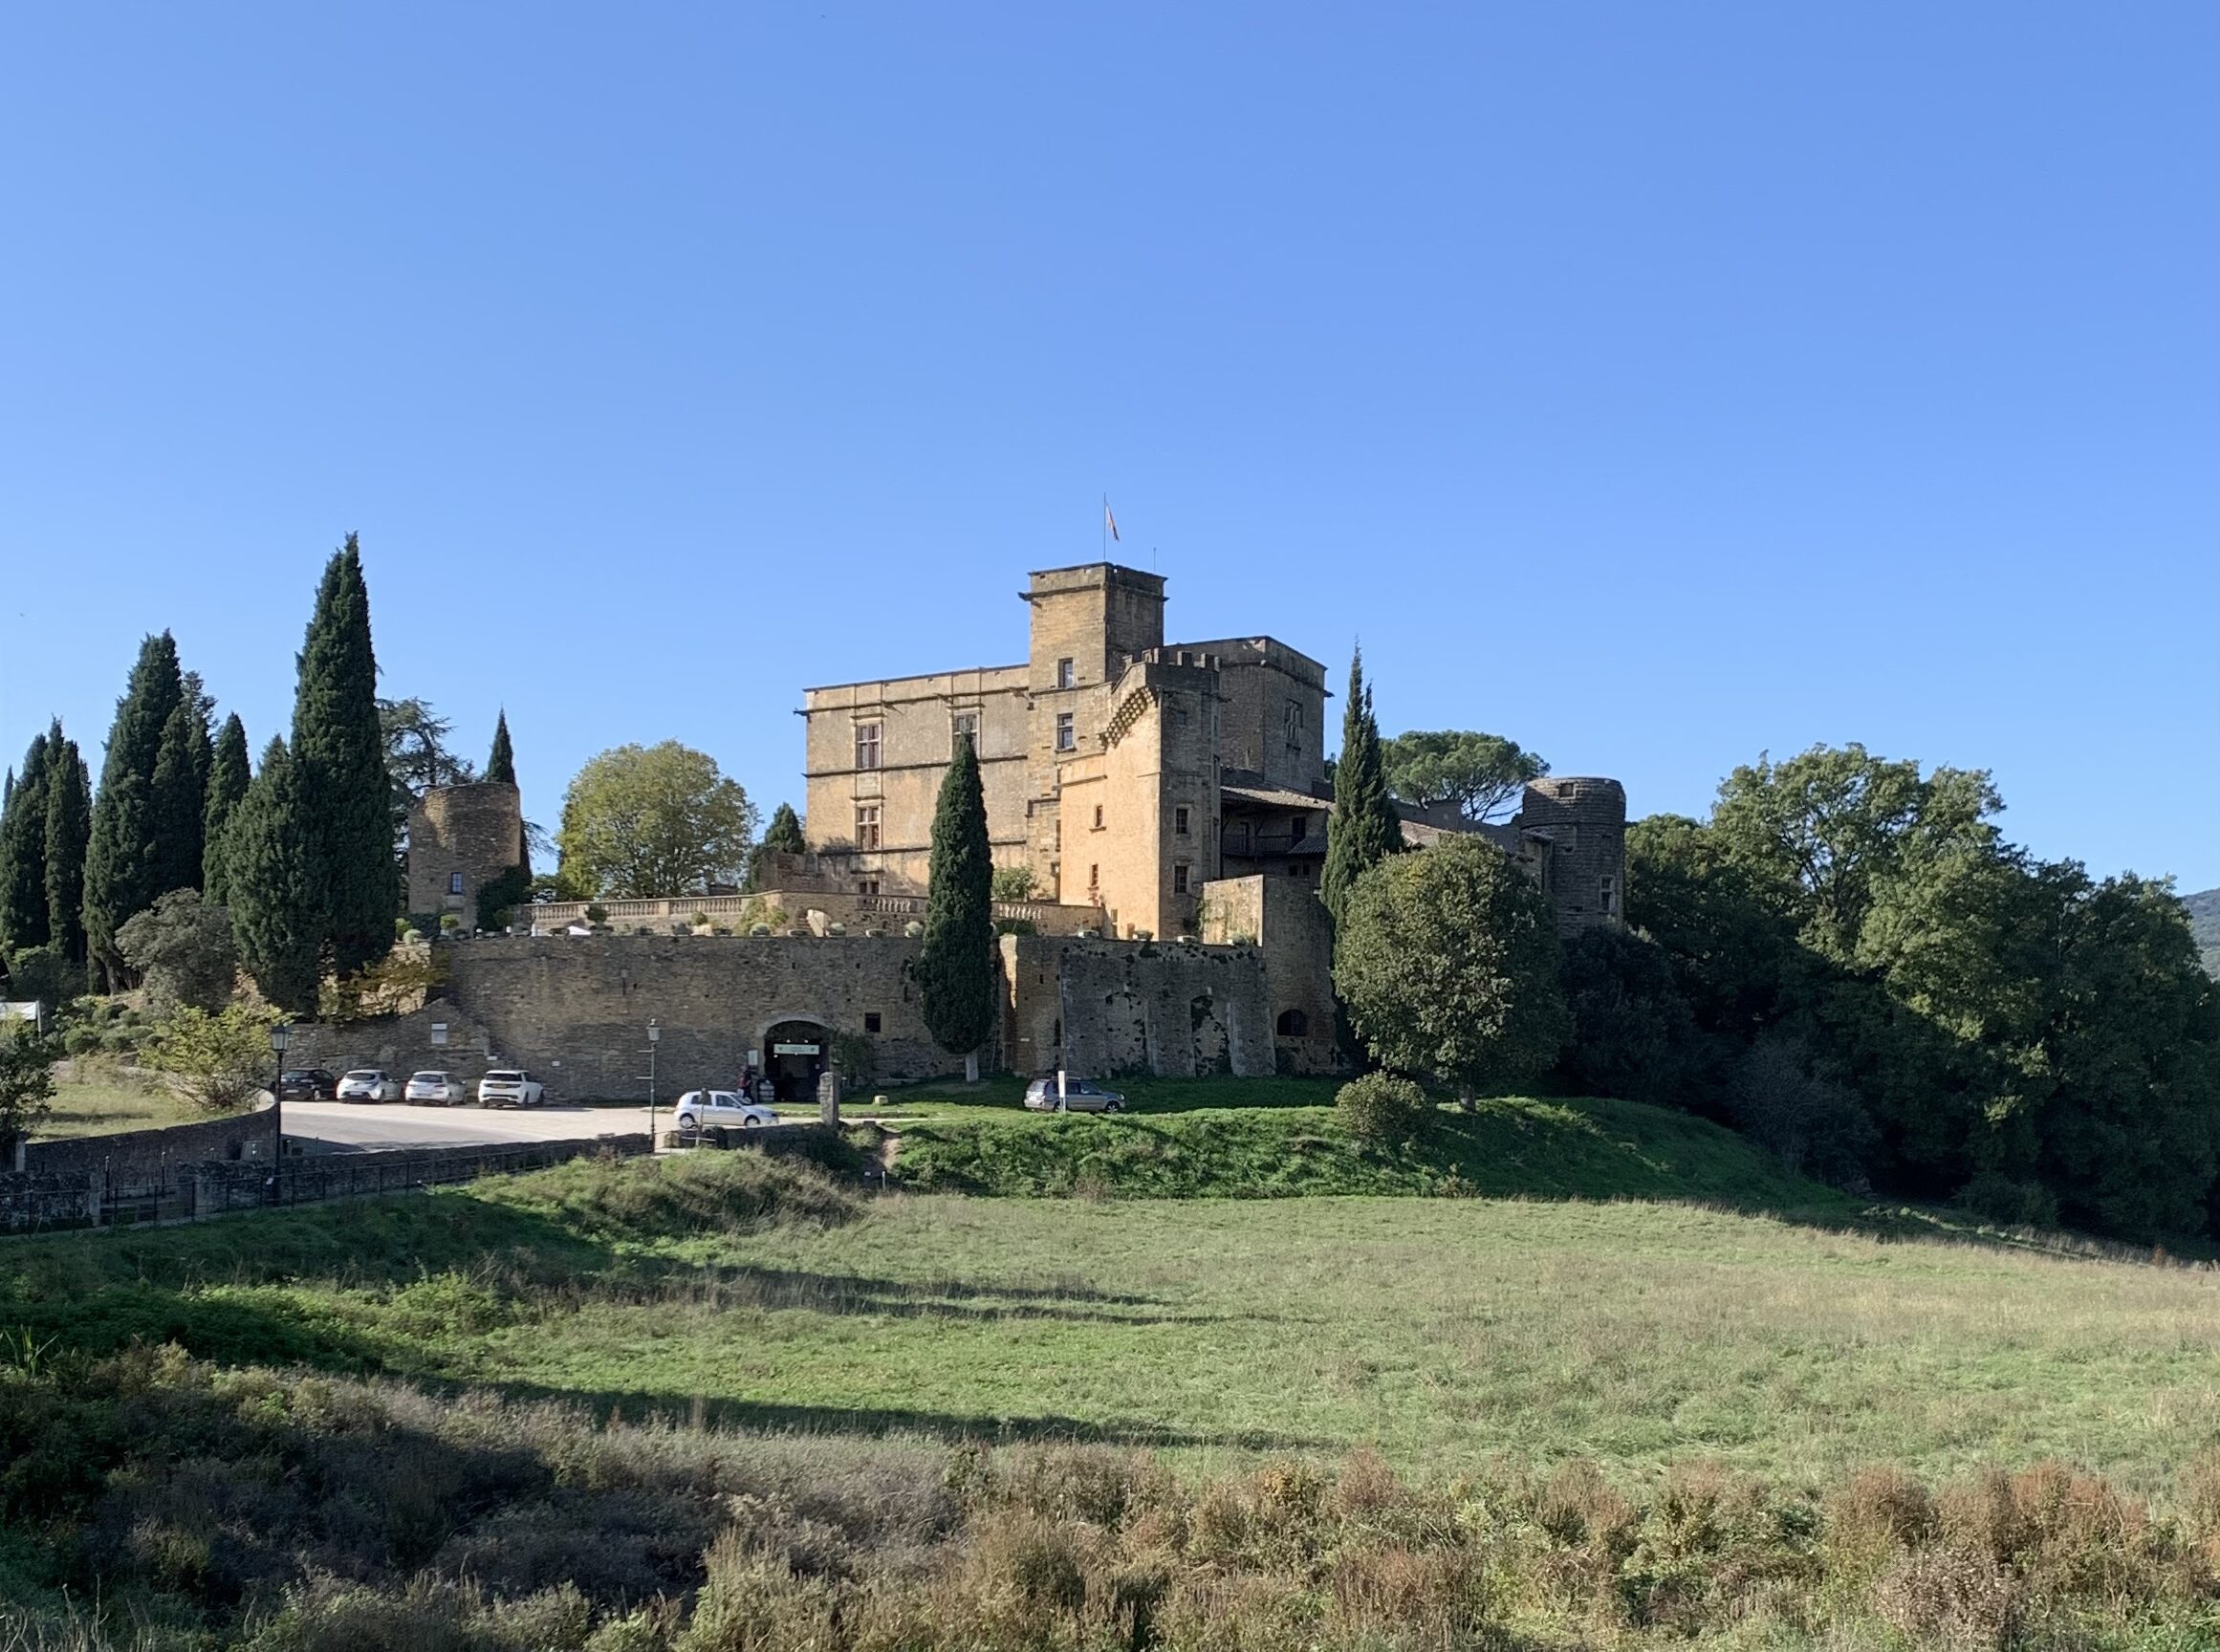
1101, 493, 1107, 560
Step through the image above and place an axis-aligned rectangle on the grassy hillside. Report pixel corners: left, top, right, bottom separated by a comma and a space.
889, 1091, 1853, 1214
2185, 884, 2220, 978
5, 1152, 2218, 1647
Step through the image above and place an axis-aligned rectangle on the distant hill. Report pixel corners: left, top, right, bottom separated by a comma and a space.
2185, 887, 2220, 979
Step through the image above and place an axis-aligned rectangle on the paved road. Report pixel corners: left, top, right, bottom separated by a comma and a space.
284, 1098, 662, 1152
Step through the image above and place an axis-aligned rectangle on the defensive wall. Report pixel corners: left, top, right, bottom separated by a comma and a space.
999, 934, 1274, 1078
515, 890, 1102, 938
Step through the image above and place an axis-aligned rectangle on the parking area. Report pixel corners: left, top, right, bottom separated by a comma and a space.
284, 1098, 665, 1153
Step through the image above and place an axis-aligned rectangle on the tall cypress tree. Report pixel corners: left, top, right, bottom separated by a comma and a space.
917, 733, 997, 1063
150, 700, 207, 898
293, 535, 392, 974
227, 737, 323, 1014
1320, 645, 1405, 929
202, 713, 251, 907
0, 728, 53, 956
44, 735, 91, 969
485, 710, 516, 785
83, 633, 185, 988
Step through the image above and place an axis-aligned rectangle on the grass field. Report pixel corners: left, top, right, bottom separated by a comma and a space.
9, 1089, 2219, 1648
34, 1068, 206, 1139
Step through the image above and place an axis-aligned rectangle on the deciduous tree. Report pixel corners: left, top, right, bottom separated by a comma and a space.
139, 1003, 277, 1113
1380, 729, 1548, 825
117, 888, 238, 1016
0, 1024, 59, 1155
918, 733, 995, 1063
1336, 835, 1570, 1105
555, 742, 757, 898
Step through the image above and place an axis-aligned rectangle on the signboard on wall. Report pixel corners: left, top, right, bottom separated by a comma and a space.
773, 1042, 820, 1056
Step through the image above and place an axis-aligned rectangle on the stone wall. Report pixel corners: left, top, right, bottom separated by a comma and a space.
1199, 873, 1340, 1074
22, 1097, 281, 1179
283, 1001, 502, 1087
999, 934, 1273, 1078
433, 932, 958, 1100
1518, 777, 1628, 933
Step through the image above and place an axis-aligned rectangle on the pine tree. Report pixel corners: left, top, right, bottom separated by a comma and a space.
917, 734, 996, 1063
83, 633, 185, 988
293, 535, 392, 974
485, 709, 516, 785
0, 728, 53, 956
150, 700, 207, 898
761, 802, 807, 855
226, 737, 323, 1014
1320, 645, 1405, 929
44, 735, 91, 968
202, 713, 251, 907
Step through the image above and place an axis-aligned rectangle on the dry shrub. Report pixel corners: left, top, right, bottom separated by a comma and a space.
1534, 1459, 1635, 1554
2183, 1448, 2220, 1563
1824, 1463, 1935, 1570
1326, 1541, 1493, 1641
1872, 1544, 2020, 1651
674, 1529, 845, 1652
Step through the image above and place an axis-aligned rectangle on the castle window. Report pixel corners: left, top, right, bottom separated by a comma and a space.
1174, 806, 1190, 836
952, 710, 978, 750
1287, 862, 1307, 877
1275, 1009, 1308, 1037
858, 876, 881, 895
1599, 875, 1616, 914
448, 872, 465, 895
1088, 863, 1099, 891
855, 722, 881, 770
1290, 813, 1307, 841
863, 1011, 882, 1033
1092, 804, 1103, 831
1055, 712, 1076, 752
1172, 863, 1191, 894
855, 805, 881, 850
1056, 657, 1076, 689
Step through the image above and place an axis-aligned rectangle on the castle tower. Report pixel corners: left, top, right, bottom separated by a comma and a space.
1514, 777, 1627, 934
407, 781, 525, 932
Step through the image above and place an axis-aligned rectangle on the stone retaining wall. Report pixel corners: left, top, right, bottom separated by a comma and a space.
21, 1098, 281, 1179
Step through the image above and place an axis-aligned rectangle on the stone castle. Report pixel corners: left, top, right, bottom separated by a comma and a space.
363, 561, 1625, 1097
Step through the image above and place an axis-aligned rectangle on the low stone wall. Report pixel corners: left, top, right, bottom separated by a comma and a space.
514, 892, 1103, 938
21, 1097, 281, 1180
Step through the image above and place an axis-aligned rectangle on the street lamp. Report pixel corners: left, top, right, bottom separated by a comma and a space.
269, 1022, 292, 1106
645, 1018, 661, 1149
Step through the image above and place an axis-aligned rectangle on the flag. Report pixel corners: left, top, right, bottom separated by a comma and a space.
1104, 502, 1120, 542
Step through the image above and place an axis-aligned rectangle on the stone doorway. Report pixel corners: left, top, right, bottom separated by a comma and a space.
762, 1020, 830, 1105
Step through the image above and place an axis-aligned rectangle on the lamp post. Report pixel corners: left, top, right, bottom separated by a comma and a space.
269, 1022, 292, 1106
645, 1018, 661, 1150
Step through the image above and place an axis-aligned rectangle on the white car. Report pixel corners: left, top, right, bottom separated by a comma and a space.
336, 1069, 401, 1104
477, 1070, 546, 1107
1023, 1076, 1125, 1113
672, 1089, 779, 1132
403, 1070, 467, 1105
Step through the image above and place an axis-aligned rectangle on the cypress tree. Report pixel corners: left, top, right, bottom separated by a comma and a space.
917, 733, 996, 1062
1320, 645, 1405, 929
83, 633, 185, 988
227, 737, 323, 1014
293, 535, 392, 974
202, 713, 251, 907
0, 728, 52, 956
485, 710, 516, 785
150, 700, 207, 897
761, 802, 806, 855
44, 735, 91, 968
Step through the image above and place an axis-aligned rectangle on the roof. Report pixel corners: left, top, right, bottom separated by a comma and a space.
1222, 782, 1334, 813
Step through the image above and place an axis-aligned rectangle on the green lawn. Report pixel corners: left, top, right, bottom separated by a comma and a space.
8, 1151, 2213, 1503
35, 1073, 207, 1139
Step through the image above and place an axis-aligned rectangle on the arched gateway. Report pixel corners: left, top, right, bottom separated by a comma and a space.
760, 1018, 832, 1105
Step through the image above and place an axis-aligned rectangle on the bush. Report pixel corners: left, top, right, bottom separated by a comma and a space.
1954, 1172, 2060, 1229
1723, 1032, 1877, 1187
117, 890, 238, 1016
137, 1004, 277, 1113
1336, 1073, 1434, 1148
3, 945, 76, 1010
990, 865, 1036, 903
584, 903, 609, 926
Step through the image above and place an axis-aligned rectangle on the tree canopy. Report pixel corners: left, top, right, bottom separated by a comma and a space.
555, 742, 758, 898
1380, 729, 1548, 824
83, 632, 188, 988
1320, 646, 1404, 929
294, 535, 393, 975
224, 737, 323, 1015
1337, 834, 1569, 1102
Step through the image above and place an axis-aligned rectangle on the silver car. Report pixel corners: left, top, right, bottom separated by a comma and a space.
673, 1090, 779, 1131
403, 1070, 467, 1105
336, 1069, 401, 1104
1023, 1076, 1125, 1113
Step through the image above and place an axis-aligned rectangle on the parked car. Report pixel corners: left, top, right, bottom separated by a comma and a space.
403, 1070, 468, 1105
275, 1068, 337, 1101
336, 1069, 401, 1104
477, 1070, 545, 1107
1023, 1076, 1125, 1113
672, 1090, 779, 1132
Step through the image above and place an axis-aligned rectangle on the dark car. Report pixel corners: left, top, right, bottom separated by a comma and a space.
275, 1068, 337, 1101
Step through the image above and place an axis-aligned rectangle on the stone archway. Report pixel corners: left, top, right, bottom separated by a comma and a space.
760, 1018, 832, 1105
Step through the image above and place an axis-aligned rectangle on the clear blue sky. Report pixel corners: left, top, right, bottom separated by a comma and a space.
4, 4, 2215, 888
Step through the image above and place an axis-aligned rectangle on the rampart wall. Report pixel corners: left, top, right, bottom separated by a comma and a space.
1000, 934, 1273, 1078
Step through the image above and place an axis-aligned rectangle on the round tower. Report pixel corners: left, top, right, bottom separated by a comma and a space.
1515, 776, 1626, 932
